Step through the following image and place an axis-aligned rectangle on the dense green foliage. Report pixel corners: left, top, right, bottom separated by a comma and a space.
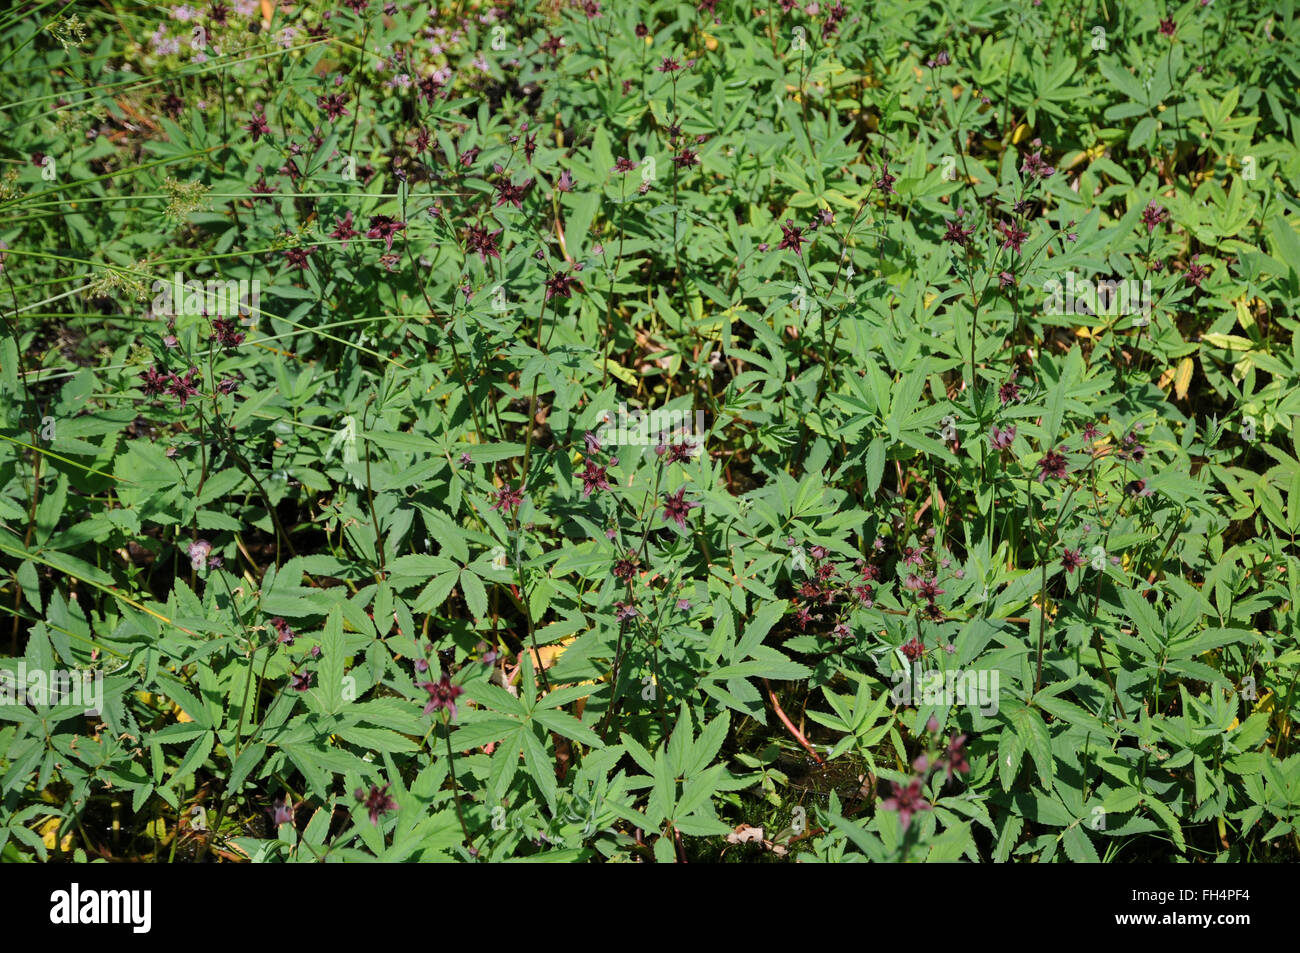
1, 0, 1299, 863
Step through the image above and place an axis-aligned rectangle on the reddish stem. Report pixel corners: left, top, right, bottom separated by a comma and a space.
763, 678, 823, 764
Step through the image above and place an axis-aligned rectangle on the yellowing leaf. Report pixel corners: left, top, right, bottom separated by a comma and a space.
1174, 356, 1194, 400
41, 817, 74, 852
1202, 333, 1253, 350
1234, 296, 1255, 331
603, 358, 637, 385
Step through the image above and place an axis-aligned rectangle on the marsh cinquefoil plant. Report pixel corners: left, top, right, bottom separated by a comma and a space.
0, 0, 1298, 864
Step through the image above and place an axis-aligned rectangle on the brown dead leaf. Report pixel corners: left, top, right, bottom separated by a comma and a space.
726, 824, 765, 844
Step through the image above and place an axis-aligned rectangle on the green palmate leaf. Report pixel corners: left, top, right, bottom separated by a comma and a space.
1013, 706, 1054, 789
320, 606, 346, 715
1061, 824, 1100, 863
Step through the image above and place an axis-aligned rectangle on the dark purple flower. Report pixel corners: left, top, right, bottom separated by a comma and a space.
141, 365, 169, 396
166, 367, 202, 407
875, 163, 896, 194
494, 177, 534, 209
317, 92, 351, 120
821, 1, 847, 37
673, 148, 699, 168
545, 270, 583, 301
421, 672, 464, 718
284, 246, 315, 270
366, 215, 406, 251
1021, 151, 1055, 180
464, 224, 502, 263
331, 210, 359, 249
917, 579, 945, 602
244, 106, 270, 142
1185, 256, 1210, 287
211, 317, 244, 349
1038, 450, 1068, 482
1061, 548, 1084, 574
661, 487, 699, 528
278, 157, 303, 183
666, 441, 695, 465
1119, 431, 1146, 462
578, 459, 609, 497
1140, 200, 1169, 233
355, 783, 397, 825
778, 219, 807, 256
492, 484, 525, 513
881, 779, 931, 830
990, 425, 1016, 450
612, 555, 639, 581
942, 217, 974, 247
998, 220, 1029, 254
270, 617, 295, 645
